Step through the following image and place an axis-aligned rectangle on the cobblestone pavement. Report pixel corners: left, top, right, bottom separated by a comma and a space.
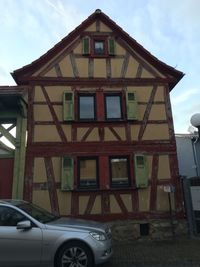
100, 236, 200, 267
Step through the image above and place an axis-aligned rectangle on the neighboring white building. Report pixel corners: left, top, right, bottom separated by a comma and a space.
176, 133, 200, 178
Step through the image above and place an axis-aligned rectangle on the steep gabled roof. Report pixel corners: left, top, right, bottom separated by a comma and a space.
12, 9, 184, 89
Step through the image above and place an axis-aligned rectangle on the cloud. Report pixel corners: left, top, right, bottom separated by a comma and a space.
171, 88, 200, 105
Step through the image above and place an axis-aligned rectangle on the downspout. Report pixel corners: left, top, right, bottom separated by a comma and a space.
192, 135, 199, 177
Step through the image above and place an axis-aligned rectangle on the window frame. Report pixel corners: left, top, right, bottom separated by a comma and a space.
77, 157, 99, 189
109, 156, 130, 188
104, 93, 123, 121
78, 93, 96, 121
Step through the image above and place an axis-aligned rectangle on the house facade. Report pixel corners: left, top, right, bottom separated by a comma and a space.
1, 10, 186, 238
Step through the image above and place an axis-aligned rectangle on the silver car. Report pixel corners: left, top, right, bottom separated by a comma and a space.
0, 200, 112, 267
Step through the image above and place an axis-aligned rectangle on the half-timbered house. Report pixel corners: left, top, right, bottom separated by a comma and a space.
1, 9, 186, 238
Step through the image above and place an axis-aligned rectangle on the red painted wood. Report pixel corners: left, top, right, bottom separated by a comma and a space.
15, 77, 179, 87
23, 154, 34, 202
27, 86, 34, 145
150, 155, 159, 211
0, 158, 14, 198
99, 156, 109, 189
71, 192, 79, 216
27, 143, 177, 156
44, 157, 60, 216
84, 193, 97, 215
96, 90, 104, 120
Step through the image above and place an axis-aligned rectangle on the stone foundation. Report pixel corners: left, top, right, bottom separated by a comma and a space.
108, 219, 188, 241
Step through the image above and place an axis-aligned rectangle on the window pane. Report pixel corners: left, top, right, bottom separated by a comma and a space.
106, 96, 122, 119
110, 157, 129, 187
79, 96, 95, 119
94, 41, 104, 54
79, 159, 97, 188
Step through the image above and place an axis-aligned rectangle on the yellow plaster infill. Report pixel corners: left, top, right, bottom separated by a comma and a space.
158, 155, 171, 179
100, 22, 112, 32
59, 55, 74, 77
111, 58, 124, 78
115, 42, 126, 55
77, 128, 89, 141
112, 127, 126, 141
110, 194, 121, 213
33, 157, 47, 183
120, 194, 132, 212
76, 58, 89, 77
138, 105, 146, 120
45, 86, 72, 102
154, 86, 165, 101
34, 86, 46, 101
32, 190, 51, 212
34, 125, 61, 142
44, 68, 57, 77
149, 104, 167, 120
73, 42, 82, 54
53, 105, 63, 122
125, 57, 139, 78
138, 188, 150, 211
85, 22, 96, 32
104, 128, 118, 141
61, 125, 72, 142
34, 105, 53, 121
128, 48, 165, 78
130, 125, 140, 141
142, 124, 170, 140
127, 86, 152, 102
93, 59, 107, 77
141, 68, 155, 78
79, 196, 90, 215
84, 128, 100, 142
33, 38, 79, 76
57, 191, 72, 215
91, 195, 101, 214
156, 186, 175, 211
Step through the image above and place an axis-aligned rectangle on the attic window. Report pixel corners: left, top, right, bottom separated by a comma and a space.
82, 36, 115, 57
94, 41, 105, 55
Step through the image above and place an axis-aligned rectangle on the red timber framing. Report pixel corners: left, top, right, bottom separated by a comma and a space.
10, 9, 184, 221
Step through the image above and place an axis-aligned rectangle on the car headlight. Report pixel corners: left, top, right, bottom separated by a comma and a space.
90, 232, 107, 241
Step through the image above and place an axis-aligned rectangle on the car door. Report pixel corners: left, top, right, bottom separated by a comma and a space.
0, 206, 43, 266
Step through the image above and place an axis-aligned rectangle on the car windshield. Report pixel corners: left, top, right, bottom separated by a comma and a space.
17, 203, 60, 224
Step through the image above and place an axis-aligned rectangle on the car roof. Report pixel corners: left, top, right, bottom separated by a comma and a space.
0, 199, 28, 206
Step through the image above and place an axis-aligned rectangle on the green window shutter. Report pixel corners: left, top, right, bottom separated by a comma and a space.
108, 38, 115, 55
82, 37, 90, 54
134, 154, 148, 188
61, 156, 74, 191
63, 92, 74, 121
126, 92, 138, 120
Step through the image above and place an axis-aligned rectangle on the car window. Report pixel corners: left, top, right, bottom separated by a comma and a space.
0, 206, 26, 226
17, 203, 60, 224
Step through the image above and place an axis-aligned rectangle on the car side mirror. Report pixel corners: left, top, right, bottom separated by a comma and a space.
17, 220, 32, 230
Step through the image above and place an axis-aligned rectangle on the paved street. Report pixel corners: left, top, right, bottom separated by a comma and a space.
101, 236, 200, 267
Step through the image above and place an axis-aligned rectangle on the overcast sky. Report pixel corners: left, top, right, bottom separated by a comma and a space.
0, 0, 199, 133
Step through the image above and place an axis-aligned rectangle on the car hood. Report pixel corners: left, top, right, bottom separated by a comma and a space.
46, 217, 107, 233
